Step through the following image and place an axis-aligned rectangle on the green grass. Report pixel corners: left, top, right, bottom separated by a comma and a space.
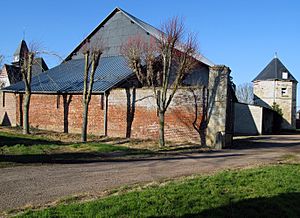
0, 131, 132, 155
0, 131, 151, 166
16, 164, 300, 217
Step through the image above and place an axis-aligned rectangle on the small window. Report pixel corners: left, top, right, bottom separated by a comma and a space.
282, 72, 288, 79
281, 88, 288, 96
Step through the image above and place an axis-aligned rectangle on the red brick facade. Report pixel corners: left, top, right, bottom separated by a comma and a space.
0, 87, 204, 143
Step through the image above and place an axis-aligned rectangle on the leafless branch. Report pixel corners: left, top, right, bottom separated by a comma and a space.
122, 16, 199, 146
236, 83, 253, 104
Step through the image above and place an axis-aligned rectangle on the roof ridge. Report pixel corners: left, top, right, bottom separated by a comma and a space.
252, 57, 297, 82
64, 7, 214, 66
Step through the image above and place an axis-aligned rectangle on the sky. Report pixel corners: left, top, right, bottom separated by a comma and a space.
0, 0, 299, 107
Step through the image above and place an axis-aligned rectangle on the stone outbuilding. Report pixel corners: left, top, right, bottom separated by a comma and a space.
253, 56, 297, 130
0, 7, 236, 148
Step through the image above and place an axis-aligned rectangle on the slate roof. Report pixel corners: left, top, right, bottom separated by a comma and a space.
4, 64, 22, 84
65, 7, 214, 67
13, 40, 28, 57
2, 55, 133, 93
253, 58, 297, 82
32, 58, 49, 76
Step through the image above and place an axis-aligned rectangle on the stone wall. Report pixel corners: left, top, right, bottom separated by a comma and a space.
206, 66, 232, 148
0, 92, 17, 126
234, 103, 263, 135
253, 80, 297, 129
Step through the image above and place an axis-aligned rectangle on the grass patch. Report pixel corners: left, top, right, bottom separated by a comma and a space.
0, 131, 56, 147
0, 131, 132, 155
0, 129, 204, 167
0, 131, 154, 166
16, 164, 300, 217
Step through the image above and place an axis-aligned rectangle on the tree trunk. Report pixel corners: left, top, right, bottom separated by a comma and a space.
81, 101, 89, 142
23, 92, 30, 134
158, 110, 165, 147
199, 122, 207, 147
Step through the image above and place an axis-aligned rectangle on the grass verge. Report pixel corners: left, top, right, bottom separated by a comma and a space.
16, 164, 300, 217
0, 131, 154, 166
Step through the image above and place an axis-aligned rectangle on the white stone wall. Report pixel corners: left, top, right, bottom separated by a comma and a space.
253, 80, 297, 129
234, 103, 263, 135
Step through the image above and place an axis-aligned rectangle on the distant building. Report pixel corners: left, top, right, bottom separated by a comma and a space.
0, 40, 48, 88
252, 56, 297, 130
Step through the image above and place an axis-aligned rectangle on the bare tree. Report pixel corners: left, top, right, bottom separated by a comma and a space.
81, 40, 103, 142
20, 42, 62, 134
236, 83, 253, 104
122, 17, 198, 147
20, 50, 34, 134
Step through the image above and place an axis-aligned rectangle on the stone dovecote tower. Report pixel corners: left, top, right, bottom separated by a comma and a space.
252, 56, 297, 130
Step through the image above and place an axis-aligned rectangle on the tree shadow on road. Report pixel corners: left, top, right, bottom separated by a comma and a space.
0, 151, 243, 165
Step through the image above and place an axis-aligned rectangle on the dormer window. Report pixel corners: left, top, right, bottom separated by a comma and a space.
282, 72, 288, 79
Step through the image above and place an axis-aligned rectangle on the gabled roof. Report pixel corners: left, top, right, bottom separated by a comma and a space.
3, 55, 133, 93
4, 64, 22, 84
32, 58, 49, 76
253, 57, 297, 82
65, 7, 214, 66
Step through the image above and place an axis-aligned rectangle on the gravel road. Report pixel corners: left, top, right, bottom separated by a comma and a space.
1, 134, 299, 213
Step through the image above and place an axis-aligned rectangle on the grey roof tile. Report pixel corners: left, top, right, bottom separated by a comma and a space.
5, 64, 22, 84
65, 7, 215, 67
253, 58, 297, 82
32, 58, 49, 76
3, 55, 133, 93
119, 8, 215, 66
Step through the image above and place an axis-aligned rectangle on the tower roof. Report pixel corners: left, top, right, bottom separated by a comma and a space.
13, 40, 28, 57
252, 57, 297, 82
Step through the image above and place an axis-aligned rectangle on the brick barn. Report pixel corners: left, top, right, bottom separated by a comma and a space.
0, 7, 235, 148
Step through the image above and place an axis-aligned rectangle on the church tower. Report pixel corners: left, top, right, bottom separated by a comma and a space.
12, 40, 29, 66
252, 56, 297, 130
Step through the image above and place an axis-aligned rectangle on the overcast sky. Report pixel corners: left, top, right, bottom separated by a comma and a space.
1, 0, 299, 107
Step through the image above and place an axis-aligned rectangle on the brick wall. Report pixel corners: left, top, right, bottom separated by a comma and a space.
107, 88, 204, 143
27, 94, 104, 134
1, 87, 205, 143
0, 92, 17, 126
3, 93, 104, 135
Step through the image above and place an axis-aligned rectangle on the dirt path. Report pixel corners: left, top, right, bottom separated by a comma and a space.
1, 135, 300, 213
